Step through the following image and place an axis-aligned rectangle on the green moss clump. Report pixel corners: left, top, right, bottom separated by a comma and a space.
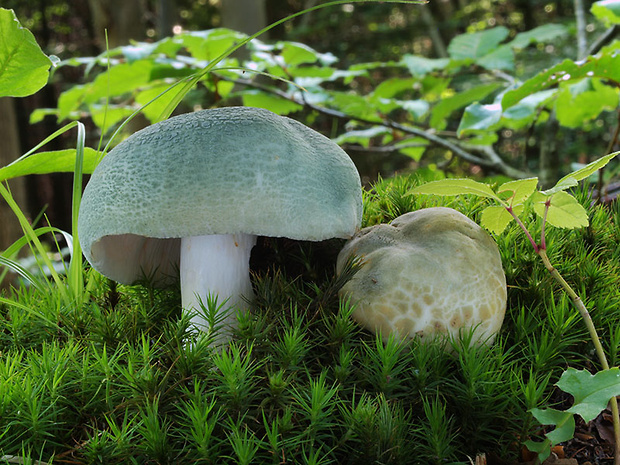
1, 175, 619, 464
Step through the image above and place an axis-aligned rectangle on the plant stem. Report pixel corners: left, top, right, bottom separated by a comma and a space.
538, 248, 620, 464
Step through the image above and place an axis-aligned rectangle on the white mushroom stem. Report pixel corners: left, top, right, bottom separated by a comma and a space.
180, 233, 257, 340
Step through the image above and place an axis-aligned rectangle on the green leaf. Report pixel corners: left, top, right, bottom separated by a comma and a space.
399, 99, 430, 119
531, 407, 576, 443
279, 41, 323, 66
476, 45, 514, 71
371, 77, 416, 100
481, 205, 518, 235
502, 49, 620, 109
448, 27, 510, 61
555, 78, 619, 128
508, 24, 569, 49
559, 367, 620, 422
0, 8, 54, 97
241, 90, 303, 115
544, 152, 619, 195
135, 82, 186, 123
532, 191, 589, 229
0, 148, 100, 182
457, 102, 502, 136
458, 90, 556, 136
592, 0, 620, 25
498, 178, 539, 205
410, 178, 501, 201
430, 83, 502, 130
334, 126, 391, 148
401, 55, 450, 77
176, 28, 248, 61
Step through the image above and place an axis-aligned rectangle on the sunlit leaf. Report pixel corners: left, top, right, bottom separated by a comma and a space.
544, 152, 619, 195
0, 8, 54, 97
480, 205, 520, 235
498, 178, 539, 205
502, 48, 620, 109
176, 28, 248, 61
532, 191, 589, 229
0, 148, 100, 182
430, 83, 502, 129
241, 90, 303, 115
458, 103, 502, 135
555, 78, 619, 128
410, 178, 501, 200
591, 0, 620, 25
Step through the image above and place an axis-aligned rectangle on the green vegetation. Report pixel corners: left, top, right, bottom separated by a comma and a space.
1, 174, 620, 464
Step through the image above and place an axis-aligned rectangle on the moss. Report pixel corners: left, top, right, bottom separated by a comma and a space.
1, 175, 619, 464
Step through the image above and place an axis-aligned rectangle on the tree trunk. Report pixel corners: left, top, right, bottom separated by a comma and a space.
88, 0, 147, 48
0, 98, 28, 290
220, 0, 268, 36
539, 114, 561, 189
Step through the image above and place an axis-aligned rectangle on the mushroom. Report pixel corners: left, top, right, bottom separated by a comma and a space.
336, 207, 506, 345
78, 106, 362, 340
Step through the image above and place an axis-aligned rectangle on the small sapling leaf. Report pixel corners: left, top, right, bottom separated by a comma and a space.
542, 152, 619, 196
527, 367, 620, 461
497, 177, 538, 206
410, 178, 502, 202
559, 367, 620, 423
532, 191, 589, 229
480, 204, 522, 235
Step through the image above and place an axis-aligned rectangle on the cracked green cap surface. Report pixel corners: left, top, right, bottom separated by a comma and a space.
337, 207, 507, 345
78, 106, 362, 284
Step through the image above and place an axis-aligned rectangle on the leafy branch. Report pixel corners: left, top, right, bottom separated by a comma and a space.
224, 74, 530, 179
411, 152, 620, 464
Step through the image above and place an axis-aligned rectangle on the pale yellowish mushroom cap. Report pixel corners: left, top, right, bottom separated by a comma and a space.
336, 207, 507, 345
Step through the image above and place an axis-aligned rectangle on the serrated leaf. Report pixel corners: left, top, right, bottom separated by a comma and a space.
0, 148, 100, 182
481, 205, 516, 235
410, 178, 501, 200
548, 152, 619, 195
533, 191, 589, 229
448, 27, 510, 61
498, 177, 539, 205
0, 8, 54, 97
558, 367, 620, 423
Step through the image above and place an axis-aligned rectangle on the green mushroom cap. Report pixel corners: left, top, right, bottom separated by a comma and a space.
79, 106, 362, 285
337, 207, 507, 345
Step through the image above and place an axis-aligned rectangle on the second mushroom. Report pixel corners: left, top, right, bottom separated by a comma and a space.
336, 207, 507, 345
